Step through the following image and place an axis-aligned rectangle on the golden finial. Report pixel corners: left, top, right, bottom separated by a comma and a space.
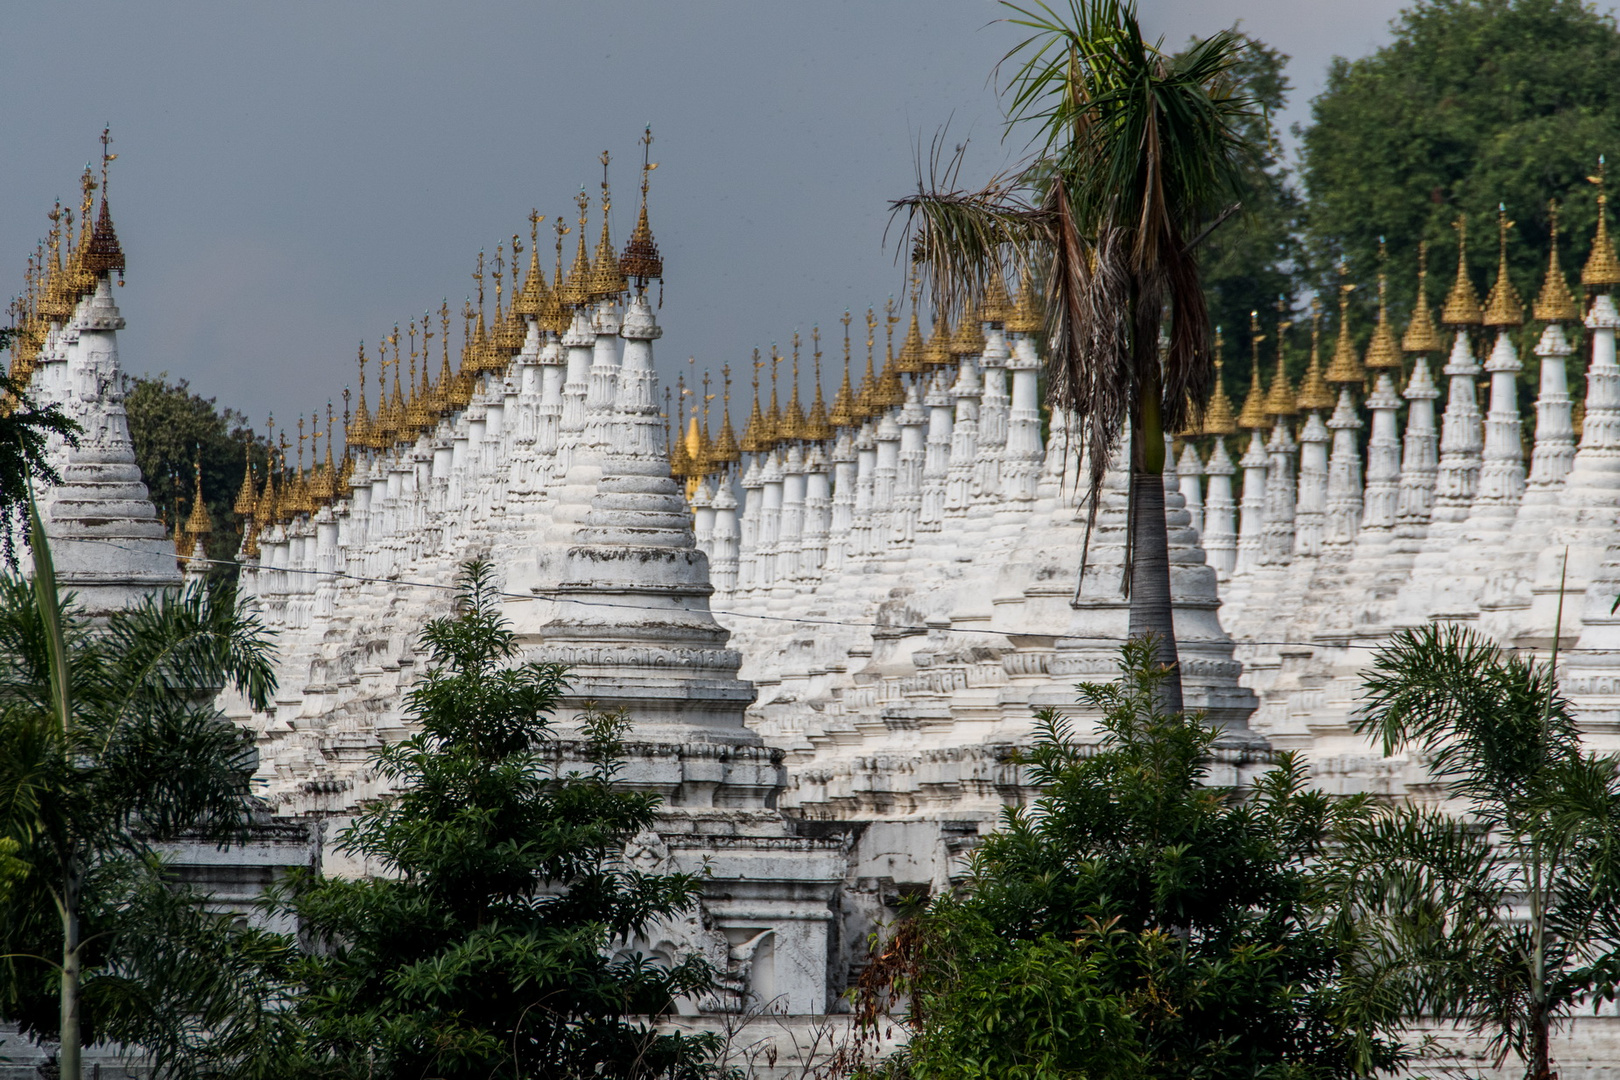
1585, 156, 1620, 289
311, 404, 336, 504
1263, 298, 1298, 417
1007, 269, 1041, 335
233, 441, 258, 519
949, 302, 985, 356
559, 189, 593, 309
924, 308, 954, 368
621, 126, 663, 291
714, 363, 741, 463
670, 374, 692, 478
1403, 240, 1444, 353
898, 275, 927, 375
765, 343, 783, 443
854, 309, 880, 419
588, 152, 629, 300
740, 348, 768, 452
830, 312, 858, 428
71, 166, 97, 297
1441, 214, 1483, 326
1297, 298, 1335, 411
543, 215, 570, 331
186, 448, 213, 546
514, 210, 547, 320
85, 126, 125, 283
1202, 327, 1238, 436
1237, 311, 1269, 430
1364, 238, 1403, 371
981, 265, 1013, 326
784, 331, 807, 440
700, 369, 715, 471
388, 328, 407, 441
1536, 199, 1581, 322
256, 417, 278, 524
1324, 269, 1365, 386
874, 298, 906, 408
350, 342, 374, 449
805, 326, 834, 440
1482, 204, 1523, 328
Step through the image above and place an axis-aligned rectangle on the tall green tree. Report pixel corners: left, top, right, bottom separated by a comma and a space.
1301, 0, 1620, 304
269, 560, 719, 1080
122, 375, 271, 568
854, 641, 1403, 1079
0, 497, 278, 1080
1335, 625, 1620, 1080
895, 0, 1260, 710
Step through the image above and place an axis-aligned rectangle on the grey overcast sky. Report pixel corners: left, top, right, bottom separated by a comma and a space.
2, 0, 1421, 435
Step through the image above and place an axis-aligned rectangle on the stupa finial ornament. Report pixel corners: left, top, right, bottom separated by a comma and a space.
1403, 240, 1444, 353
1441, 214, 1483, 327
1364, 237, 1403, 371
1297, 296, 1335, 411
1237, 310, 1269, 431
1263, 295, 1297, 417
1535, 199, 1581, 323
1482, 203, 1523, 328
1584, 156, 1620, 290
1325, 266, 1365, 386
620, 126, 663, 293
1202, 327, 1238, 436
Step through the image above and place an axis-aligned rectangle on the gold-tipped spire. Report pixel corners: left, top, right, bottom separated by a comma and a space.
233, 444, 258, 520
713, 364, 742, 464
830, 311, 858, 428
1403, 240, 1444, 353
804, 327, 834, 440
256, 419, 278, 523
84, 128, 125, 282
1481, 204, 1524, 328
923, 309, 953, 368
874, 297, 905, 408
588, 152, 629, 300
349, 343, 375, 449
1006, 269, 1042, 335
1297, 298, 1336, 411
1324, 271, 1365, 385
854, 309, 880, 419
765, 344, 784, 443
185, 452, 212, 542
620, 127, 663, 291
949, 303, 984, 356
559, 190, 593, 309
542, 217, 571, 332
670, 375, 692, 479
1202, 328, 1238, 436
1585, 157, 1620, 290
1238, 312, 1270, 430
1263, 299, 1298, 417
1534, 199, 1581, 322
1441, 214, 1483, 326
784, 333, 807, 440
897, 275, 927, 375
514, 211, 548, 320
740, 348, 768, 453
981, 268, 1013, 326
1364, 239, 1403, 371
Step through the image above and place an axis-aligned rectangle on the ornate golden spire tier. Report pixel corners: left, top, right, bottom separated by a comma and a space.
897, 276, 927, 375
1324, 272, 1365, 386
713, 364, 742, 464
1403, 240, 1444, 353
981, 269, 1013, 326
1535, 199, 1581, 322
1237, 312, 1269, 430
1441, 215, 1484, 327
784, 333, 808, 440
558, 190, 593, 309
948, 304, 984, 357
620, 127, 664, 292
587, 151, 629, 301
923, 310, 953, 368
1006, 270, 1041, 335
804, 327, 834, 440
1297, 299, 1335, 411
1262, 303, 1298, 418
830, 311, 859, 428
233, 445, 258, 519
1585, 157, 1620, 290
84, 129, 125, 282
740, 348, 768, 453
854, 310, 880, 419
874, 298, 905, 408
764, 345, 783, 445
1364, 239, 1403, 371
1481, 204, 1523, 328
1202, 328, 1239, 436
514, 211, 548, 320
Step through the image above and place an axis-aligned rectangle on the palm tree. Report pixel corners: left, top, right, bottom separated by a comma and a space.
894, 0, 1257, 710
1336, 624, 1620, 1080
0, 492, 276, 1080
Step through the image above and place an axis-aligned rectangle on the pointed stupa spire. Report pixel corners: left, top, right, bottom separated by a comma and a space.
1238, 311, 1269, 430
1297, 298, 1335, 412
1403, 240, 1444, 353
854, 309, 880, 418
1007, 269, 1042, 334
84, 127, 125, 282
1584, 157, 1620, 291
713, 363, 742, 464
670, 375, 692, 479
1481, 203, 1523, 328
981, 266, 1013, 326
924, 308, 954, 368
829, 312, 858, 428
1263, 299, 1298, 417
513, 211, 548, 320
256, 419, 278, 522
620, 126, 664, 292
874, 297, 906, 407
784, 332, 807, 440
1324, 269, 1365, 386
805, 327, 834, 440
542, 216, 570, 332
765, 344, 783, 443
1441, 214, 1484, 326
1202, 327, 1239, 435
388, 329, 407, 442
559, 189, 593, 309
588, 151, 628, 301
1364, 238, 1403, 371
897, 274, 927, 374
71, 166, 98, 297
740, 348, 768, 453
1536, 199, 1581, 323
233, 443, 258, 519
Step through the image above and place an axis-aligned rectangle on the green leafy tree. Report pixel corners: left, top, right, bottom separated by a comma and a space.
1335, 625, 1620, 1080
271, 560, 719, 1080
856, 640, 1402, 1080
1301, 0, 1620, 305
122, 375, 271, 569
0, 495, 278, 1080
895, 0, 1259, 710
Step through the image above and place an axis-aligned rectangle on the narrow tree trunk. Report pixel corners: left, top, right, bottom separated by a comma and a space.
1128, 392, 1184, 714
60, 868, 82, 1080
1530, 1009, 1553, 1080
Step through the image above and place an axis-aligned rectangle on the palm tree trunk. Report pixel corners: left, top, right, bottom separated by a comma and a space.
1128, 388, 1184, 714
59, 867, 82, 1080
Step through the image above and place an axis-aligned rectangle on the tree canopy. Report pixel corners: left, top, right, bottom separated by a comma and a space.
1301, 0, 1620, 307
